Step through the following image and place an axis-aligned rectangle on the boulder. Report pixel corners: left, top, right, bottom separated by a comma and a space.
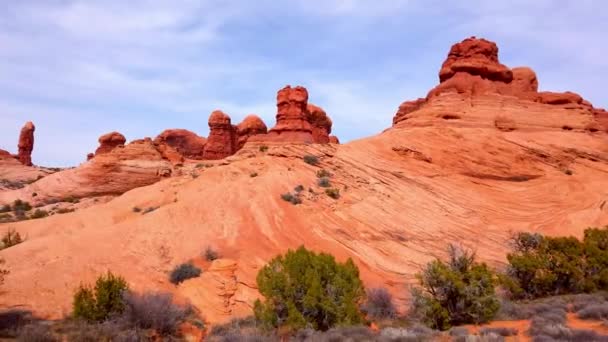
236, 115, 267, 149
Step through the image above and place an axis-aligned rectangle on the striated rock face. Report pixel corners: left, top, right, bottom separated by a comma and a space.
393, 98, 426, 125
262, 86, 314, 143
203, 111, 238, 160
154, 129, 207, 160
439, 36, 512, 83
307, 104, 332, 143
18, 121, 35, 166
95, 132, 126, 156
236, 115, 267, 149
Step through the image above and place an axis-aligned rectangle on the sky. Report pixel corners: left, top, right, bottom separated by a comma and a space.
1, 0, 607, 166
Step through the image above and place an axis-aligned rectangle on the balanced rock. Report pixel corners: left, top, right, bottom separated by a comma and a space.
203, 111, 237, 160
154, 129, 207, 160
17, 121, 35, 166
307, 104, 332, 143
236, 115, 267, 149
95, 132, 126, 155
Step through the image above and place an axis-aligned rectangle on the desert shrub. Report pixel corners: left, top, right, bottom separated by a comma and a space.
317, 177, 331, 188
207, 316, 274, 341
30, 209, 48, 219
280, 192, 301, 205
63, 196, 80, 204
120, 291, 188, 335
325, 188, 340, 199
293, 185, 304, 193
361, 287, 397, 320
250, 172, 258, 178
205, 246, 219, 261
577, 304, 608, 320
16, 324, 57, 342
12, 200, 32, 212
449, 326, 469, 337
169, 263, 201, 285
302, 155, 319, 165
72, 272, 129, 322
316, 169, 331, 178
295, 326, 373, 341
132, 207, 141, 213
63, 320, 146, 342
411, 244, 500, 330
0, 309, 35, 337
569, 293, 608, 312
378, 324, 439, 341
1, 228, 23, 249
32, 192, 38, 197
254, 246, 365, 331
480, 327, 517, 337
259, 145, 268, 152
504, 228, 608, 299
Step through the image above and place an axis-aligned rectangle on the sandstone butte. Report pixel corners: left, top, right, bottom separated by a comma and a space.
1, 36, 608, 327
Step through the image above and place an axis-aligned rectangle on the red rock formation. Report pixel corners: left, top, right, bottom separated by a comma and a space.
203, 111, 238, 160
329, 136, 340, 144
86, 153, 94, 161
154, 129, 207, 160
537, 91, 583, 105
439, 36, 512, 83
307, 104, 332, 143
236, 115, 267, 149
17, 121, 35, 166
393, 98, 426, 125
263, 86, 314, 143
0, 149, 11, 159
95, 132, 126, 155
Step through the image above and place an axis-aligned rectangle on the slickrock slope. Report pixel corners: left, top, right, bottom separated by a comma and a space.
1, 37, 608, 326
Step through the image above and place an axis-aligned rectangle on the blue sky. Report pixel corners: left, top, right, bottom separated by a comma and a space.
1, 0, 607, 166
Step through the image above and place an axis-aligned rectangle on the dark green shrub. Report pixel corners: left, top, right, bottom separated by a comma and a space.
280, 192, 301, 205
302, 155, 319, 165
72, 272, 129, 322
325, 188, 340, 199
412, 244, 499, 330
205, 246, 219, 261
1, 228, 23, 249
361, 287, 397, 320
316, 169, 331, 178
30, 209, 48, 219
254, 246, 364, 331
169, 263, 201, 285
583, 227, 608, 290
317, 177, 331, 187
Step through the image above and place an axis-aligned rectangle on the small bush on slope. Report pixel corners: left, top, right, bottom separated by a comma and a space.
72, 272, 129, 322
169, 263, 201, 285
1, 228, 23, 250
361, 287, 397, 320
411, 244, 499, 330
254, 246, 365, 331
120, 291, 188, 336
302, 155, 319, 165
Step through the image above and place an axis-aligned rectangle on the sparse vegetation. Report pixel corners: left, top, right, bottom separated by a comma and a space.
12, 199, 32, 212
259, 145, 268, 152
16, 324, 57, 342
169, 263, 201, 285
302, 154, 319, 166
56, 208, 75, 214
411, 244, 499, 330
361, 287, 397, 320
325, 188, 340, 199
281, 192, 302, 205
1, 228, 24, 250
205, 246, 219, 261
30, 209, 48, 219
316, 169, 331, 178
120, 291, 189, 336
479, 326, 517, 337
132, 207, 142, 213
62, 196, 80, 204
250, 172, 258, 177
565, 169, 573, 175
72, 272, 129, 322
317, 177, 331, 187
254, 246, 364, 331
293, 185, 304, 193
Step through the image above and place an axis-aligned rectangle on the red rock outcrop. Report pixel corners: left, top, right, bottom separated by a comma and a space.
260, 86, 314, 143
0, 149, 12, 159
154, 129, 207, 160
236, 115, 267, 149
329, 135, 340, 144
307, 104, 332, 143
439, 36, 512, 83
17, 121, 35, 166
203, 111, 238, 160
392, 98, 426, 125
86, 153, 94, 161
95, 132, 126, 156
537, 91, 583, 105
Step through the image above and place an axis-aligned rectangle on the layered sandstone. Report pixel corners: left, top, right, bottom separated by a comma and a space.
154, 129, 207, 160
17, 121, 35, 166
94, 132, 126, 156
203, 111, 238, 160
308, 104, 333, 143
236, 115, 267, 149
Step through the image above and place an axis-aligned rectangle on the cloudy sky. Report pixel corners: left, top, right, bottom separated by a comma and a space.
1, 0, 606, 166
